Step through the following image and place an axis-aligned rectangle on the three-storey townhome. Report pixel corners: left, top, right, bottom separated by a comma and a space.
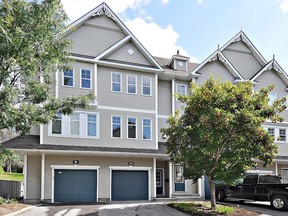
3, 2, 288, 203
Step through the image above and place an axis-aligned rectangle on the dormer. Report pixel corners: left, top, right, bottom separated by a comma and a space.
168, 50, 190, 72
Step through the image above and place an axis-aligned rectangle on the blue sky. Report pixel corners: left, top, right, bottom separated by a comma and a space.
62, 0, 288, 71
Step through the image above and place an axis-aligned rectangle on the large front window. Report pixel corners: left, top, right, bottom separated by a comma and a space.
112, 116, 121, 138
52, 112, 61, 134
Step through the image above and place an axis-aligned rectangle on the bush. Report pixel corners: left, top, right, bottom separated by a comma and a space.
0, 167, 4, 174
0, 197, 17, 204
215, 205, 234, 214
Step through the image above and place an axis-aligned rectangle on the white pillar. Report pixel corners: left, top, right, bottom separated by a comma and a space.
198, 177, 202, 196
153, 158, 157, 198
169, 162, 173, 198
172, 79, 175, 117
275, 162, 278, 175
41, 154, 45, 200
155, 73, 158, 149
24, 155, 27, 200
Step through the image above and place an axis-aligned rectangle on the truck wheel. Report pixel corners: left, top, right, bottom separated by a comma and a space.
216, 190, 225, 202
270, 195, 288, 211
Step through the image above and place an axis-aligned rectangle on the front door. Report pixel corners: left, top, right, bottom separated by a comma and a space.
175, 165, 185, 191
156, 169, 164, 195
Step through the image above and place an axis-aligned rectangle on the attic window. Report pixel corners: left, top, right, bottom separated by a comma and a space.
127, 48, 134, 56
178, 61, 184, 67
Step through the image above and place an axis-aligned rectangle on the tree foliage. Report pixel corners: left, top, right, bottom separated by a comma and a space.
0, 0, 93, 135
162, 77, 285, 208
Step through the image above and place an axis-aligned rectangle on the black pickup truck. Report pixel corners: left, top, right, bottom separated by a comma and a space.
215, 174, 288, 211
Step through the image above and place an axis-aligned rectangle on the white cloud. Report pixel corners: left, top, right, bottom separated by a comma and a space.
162, 0, 169, 4
196, 0, 204, 5
61, 0, 150, 22
279, 0, 288, 13
125, 18, 197, 61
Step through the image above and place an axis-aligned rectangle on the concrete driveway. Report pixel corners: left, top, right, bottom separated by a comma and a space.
16, 202, 188, 216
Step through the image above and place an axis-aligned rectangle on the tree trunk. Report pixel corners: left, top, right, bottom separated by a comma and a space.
8, 161, 11, 173
208, 175, 216, 209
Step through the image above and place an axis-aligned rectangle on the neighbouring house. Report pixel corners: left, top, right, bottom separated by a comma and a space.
3, 2, 288, 203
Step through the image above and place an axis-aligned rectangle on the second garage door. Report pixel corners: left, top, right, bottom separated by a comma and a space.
112, 170, 148, 201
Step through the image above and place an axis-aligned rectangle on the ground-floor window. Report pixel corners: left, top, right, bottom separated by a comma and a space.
281, 169, 288, 183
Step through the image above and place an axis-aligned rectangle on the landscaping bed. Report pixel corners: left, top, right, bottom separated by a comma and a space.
0, 197, 29, 216
168, 201, 260, 216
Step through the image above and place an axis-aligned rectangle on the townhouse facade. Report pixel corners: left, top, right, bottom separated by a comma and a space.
3, 2, 288, 203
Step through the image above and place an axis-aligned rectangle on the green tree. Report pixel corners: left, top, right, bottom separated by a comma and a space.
162, 77, 285, 209
0, 0, 93, 136
0, 149, 22, 173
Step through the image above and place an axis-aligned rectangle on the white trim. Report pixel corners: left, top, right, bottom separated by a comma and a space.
153, 158, 156, 197
109, 166, 152, 201
41, 154, 45, 200
111, 72, 122, 93
55, 69, 59, 98
126, 74, 137, 95
142, 118, 152, 140
80, 68, 92, 89
95, 35, 131, 60
197, 177, 202, 197
172, 79, 175, 116
111, 115, 122, 139
169, 162, 173, 198
62, 69, 75, 87
94, 63, 98, 105
275, 162, 278, 175
51, 165, 100, 203
158, 115, 169, 119
141, 76, 152, 96
40, 124, 43, 145
97, 105, 155, 114
127, 116, 137, 139
24, 155, 27, 200
155, 73, 158, 149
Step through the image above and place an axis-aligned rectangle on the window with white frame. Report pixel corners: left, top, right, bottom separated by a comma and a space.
176, 84, 187, 96
142, 76, 152, 96
142, 118, 152, 140
279, 129, 286, 141
112, 116, 121, 138
87, 114, 97, 137
111, 73, 121, 92
127, 117, 137, 139
81, 69, 91, 89
52, 112, 62, 134
63, 70, 74, 87
268, 128, 275, 139
70, 114, 80, 135
127, 74, 137, 94
268, 93, 277, 105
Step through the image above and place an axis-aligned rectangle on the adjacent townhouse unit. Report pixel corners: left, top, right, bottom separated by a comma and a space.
3, 2, 288, 203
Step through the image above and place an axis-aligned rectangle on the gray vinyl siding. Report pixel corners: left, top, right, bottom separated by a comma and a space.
97, 66, 155, 110
158, 117, 169, 142
222, 41, 263, 79
196, 61, 235, 84
58, 61, 95, 98
42, 109, 156, 149
158, 80, 172, 116
66, 25, 125, 57
86, 15, 123, 31
29, 126, 40, 135
44, 155, 154, 200
26, 155, 41, 200
106, 41, 153, 66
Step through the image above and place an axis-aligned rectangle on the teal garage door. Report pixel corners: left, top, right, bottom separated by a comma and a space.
112, 170, 148, 201
54, 170, 97, 203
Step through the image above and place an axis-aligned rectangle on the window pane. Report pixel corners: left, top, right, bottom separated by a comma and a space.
63, 70, 73, 87
143, 119, 151, 140
87, 114, 97, 137
52, 113, 61, 134
268, 128, 274, 137
143, 86, 150, 95
70, 114, 79, 135
82, 79, 90, 88
177, 84, 186, 95
280, 129, 286, 141
269, 93, 277, 105
113, 83, 121, 92
175, 166, 184, 183
81, 70, 91, 88
112, 116, 121, 138
142, 77, 151, 95
128, 117, 136, 139
128, 75, 136, 94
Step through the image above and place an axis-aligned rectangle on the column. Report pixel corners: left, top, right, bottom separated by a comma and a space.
41, 154, 45, 200
169, 162, 173, 198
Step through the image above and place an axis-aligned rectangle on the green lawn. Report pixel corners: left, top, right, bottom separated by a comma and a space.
0, 172, 24, 182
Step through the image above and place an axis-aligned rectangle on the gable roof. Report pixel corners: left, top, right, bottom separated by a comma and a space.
65, 3, 162, 72
190, 49, 245, 82
250, 58, 288, 86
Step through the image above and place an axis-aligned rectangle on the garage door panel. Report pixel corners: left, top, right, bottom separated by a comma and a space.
54, 170, 97, 203
112, 170, 148, 201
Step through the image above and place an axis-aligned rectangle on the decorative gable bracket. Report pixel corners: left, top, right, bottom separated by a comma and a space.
93, 5, 115, 20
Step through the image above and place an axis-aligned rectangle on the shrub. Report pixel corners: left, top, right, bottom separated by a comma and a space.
0, 167, 4, 174
215, 205, 234, 215
0, 197, 17, 204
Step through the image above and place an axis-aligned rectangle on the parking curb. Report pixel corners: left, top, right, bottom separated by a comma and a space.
4, 205, 36, 216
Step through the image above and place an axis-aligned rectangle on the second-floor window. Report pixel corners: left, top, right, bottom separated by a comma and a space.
279, 129, 286, 141
268, 128, 275, 138
127, 117, 137, 139
112, 116, 121, 138
176, 84, 187, 96
87, 114, 97, 137
142, 76, 152, 96
70, 114, 80, 135
112, 73, 121, 93
52, 112, 62, 134
127, 75, 137, 94
81, 69, 91, 89
63, 70, 74, 87
142, 118, 152, 140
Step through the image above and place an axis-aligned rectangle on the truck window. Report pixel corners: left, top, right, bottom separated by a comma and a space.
243, 175, 257, 184
258, 175, 281, 184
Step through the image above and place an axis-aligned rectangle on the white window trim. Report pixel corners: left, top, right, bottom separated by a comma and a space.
142, 118, 152, 141
141, 76, 152, 96
264, 126, 288, 143
176, 83, 187, 96
80, 69, 92, 89
127, 116, 137, 140
111, 72, 122, 93
51, 165, 100, 203
62, 69, 75, 87
278, 128, 287, 142
111, 115, 122, 139
126, 74, 137, 95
